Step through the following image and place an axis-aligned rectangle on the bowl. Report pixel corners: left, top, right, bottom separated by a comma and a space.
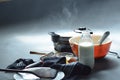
69, 35, 112, 59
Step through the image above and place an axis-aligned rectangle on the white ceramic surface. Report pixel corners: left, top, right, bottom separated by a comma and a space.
14, 72, 65, 80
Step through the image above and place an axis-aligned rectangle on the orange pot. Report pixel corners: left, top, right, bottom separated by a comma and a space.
69, 35, 112, 59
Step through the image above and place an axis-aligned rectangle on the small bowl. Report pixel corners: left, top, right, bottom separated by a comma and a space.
69, 35, 112, 59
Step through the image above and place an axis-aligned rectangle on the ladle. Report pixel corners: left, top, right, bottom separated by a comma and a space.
0, 67, 57, 79
99, 31, 110, 45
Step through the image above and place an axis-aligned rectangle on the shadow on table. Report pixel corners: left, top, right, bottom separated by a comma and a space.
64, 57, 119, 80
93, 57, 119, 72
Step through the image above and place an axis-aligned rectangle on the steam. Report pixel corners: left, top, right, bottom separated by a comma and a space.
41, 0, 107, 30
42, 0, 120, 31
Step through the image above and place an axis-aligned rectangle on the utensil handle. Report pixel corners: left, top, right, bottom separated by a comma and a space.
99, 31, 110, 45
0, 68, 31, 74
0, 68, 41, 78
30, 51, 46, 55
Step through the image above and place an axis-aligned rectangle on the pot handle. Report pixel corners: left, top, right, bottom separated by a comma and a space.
109, 51, 120, 59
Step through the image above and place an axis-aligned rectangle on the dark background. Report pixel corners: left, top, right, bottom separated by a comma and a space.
0, 0, 120, 33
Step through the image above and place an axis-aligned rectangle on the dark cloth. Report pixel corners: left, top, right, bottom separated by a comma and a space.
6, 57, 91, 80
51, 62, 92, 80
6, 57, 66, 70
26, 57, 66, 68
6, 58, 34, 69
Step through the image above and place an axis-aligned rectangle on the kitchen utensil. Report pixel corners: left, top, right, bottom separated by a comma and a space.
99, 31, 110, 45
49, 32, 73, 52
0, 67, 57, 79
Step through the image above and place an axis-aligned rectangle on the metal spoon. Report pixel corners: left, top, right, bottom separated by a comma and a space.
99, 31, 110, 45
0, 67, 57, 79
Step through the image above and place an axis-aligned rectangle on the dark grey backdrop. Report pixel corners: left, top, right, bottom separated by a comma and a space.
0, 0, 120, 33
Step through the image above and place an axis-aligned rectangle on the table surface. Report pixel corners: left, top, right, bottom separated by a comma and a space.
0, 25, 120, 80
